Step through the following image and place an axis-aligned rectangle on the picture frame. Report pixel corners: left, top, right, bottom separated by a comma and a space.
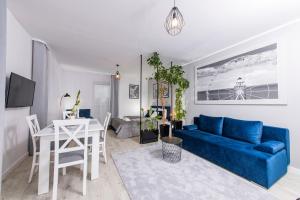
129, 84, 139, 99
153, 82, 169, 99
194, 42, 287, 105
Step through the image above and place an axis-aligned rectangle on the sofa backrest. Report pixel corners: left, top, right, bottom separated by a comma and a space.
193, 116, 290, 164
262, 126, 290, 164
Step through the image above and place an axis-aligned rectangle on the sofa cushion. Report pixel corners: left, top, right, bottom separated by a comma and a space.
223, 117, 263, 144
254, 141, 285, 154
198, 115, 224, 135
183, 124, 198, 131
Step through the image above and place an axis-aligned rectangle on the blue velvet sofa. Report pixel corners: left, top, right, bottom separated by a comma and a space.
173, 115, 290, 188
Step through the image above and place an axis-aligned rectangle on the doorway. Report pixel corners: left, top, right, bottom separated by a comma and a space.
93, 84, 110, 124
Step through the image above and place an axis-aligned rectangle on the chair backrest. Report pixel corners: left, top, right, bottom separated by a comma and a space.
53, 119, 90, 159
26, 115, 40, 152
101, 112, 111, 142
62, 110, 79, 119
79, 109, 91, 118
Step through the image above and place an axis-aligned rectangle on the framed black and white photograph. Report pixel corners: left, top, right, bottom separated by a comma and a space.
195, 43, 286, 105
153, 82, 169, 98
129, 84, 139, 99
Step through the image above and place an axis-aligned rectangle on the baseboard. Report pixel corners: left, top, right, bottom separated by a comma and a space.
2, 153, 28, 181
288, 166, 300, 176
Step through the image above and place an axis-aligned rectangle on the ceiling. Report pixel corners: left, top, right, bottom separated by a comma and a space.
8, 0, 300, 73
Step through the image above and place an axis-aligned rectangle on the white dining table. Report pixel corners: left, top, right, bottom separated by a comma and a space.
36, 118, 104, 195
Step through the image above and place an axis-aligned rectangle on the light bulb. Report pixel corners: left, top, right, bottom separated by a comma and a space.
115, 71, 120, 80
171, 18, 178, 27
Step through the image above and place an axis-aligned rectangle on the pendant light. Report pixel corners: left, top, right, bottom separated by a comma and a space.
165, 0, 185, 36
115, 64, 120, 80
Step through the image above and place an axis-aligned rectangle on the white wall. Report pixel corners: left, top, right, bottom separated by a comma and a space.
3, 10, 32, 177
0, 0, 7, 190
60, 59, 149, 119
183, 21, 300, 169
118, 58, 152, 118
60, 64, 111, 118
119, 72, 141, 118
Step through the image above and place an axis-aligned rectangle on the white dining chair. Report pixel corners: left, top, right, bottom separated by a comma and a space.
88, 112, 111, 163
26, 115, 41, 183
62, 110, 72, 119
52, 119, 90, 200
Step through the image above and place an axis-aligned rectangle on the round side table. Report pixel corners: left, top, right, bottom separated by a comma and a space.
161, 136, 183, 163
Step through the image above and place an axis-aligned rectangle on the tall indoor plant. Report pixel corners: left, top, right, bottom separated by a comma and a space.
171, 65, 189, 129
147, 52, 190, 134
147, 52, 170, 137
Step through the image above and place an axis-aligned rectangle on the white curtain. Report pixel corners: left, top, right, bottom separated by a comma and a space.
0, 0, 6, 192
30, 40, 48, 127
29, 40, 48, 155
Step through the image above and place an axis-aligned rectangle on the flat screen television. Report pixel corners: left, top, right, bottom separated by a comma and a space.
6, 73, 36, 108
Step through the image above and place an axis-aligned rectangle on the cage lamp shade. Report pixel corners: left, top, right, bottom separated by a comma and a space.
165, 6, 185, 36
115, 64, 121, 80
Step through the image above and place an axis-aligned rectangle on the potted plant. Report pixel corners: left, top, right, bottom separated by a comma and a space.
147, 52, 190, 132
147, 52, 170, 137
140, 108, 161, 144
70, 90, 81, 119
168, 65, 189, 130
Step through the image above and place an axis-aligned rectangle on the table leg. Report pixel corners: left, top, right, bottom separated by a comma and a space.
38, 138, 51, 195
91, 132, 99, 180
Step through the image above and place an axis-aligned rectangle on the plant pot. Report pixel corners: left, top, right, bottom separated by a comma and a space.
173, 120, 183, 130
140, 129, 159, 144
160, 124, 170, 138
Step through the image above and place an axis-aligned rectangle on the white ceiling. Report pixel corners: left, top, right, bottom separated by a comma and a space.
8, 0, 300, 73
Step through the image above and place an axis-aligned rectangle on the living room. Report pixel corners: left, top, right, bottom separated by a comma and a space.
0, 0, 300, 200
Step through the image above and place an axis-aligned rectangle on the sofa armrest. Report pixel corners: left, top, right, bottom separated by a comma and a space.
183, 124, 198, 131
254, 141, 285, 154
262, 126, 290, 164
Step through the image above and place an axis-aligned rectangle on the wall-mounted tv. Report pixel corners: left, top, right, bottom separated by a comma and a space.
6, 73, 36, 108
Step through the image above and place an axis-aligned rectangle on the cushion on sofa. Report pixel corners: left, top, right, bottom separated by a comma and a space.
198, 115, 224, 135
223, 117, 263, 144
183, 124, 198, 131
254, 141, 285, 154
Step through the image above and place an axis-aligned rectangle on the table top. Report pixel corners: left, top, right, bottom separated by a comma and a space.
161, 136, 183, 145
36, 118, 104, 137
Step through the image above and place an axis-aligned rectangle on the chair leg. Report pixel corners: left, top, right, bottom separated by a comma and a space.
62, 167, 66, 175
52, 166, 59, 200
102, 144, 107, 164
83, 161, 87, 195
28, 154, 36, 183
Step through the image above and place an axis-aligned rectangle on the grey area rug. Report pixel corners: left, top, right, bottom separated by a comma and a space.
112, 143, 278, 200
